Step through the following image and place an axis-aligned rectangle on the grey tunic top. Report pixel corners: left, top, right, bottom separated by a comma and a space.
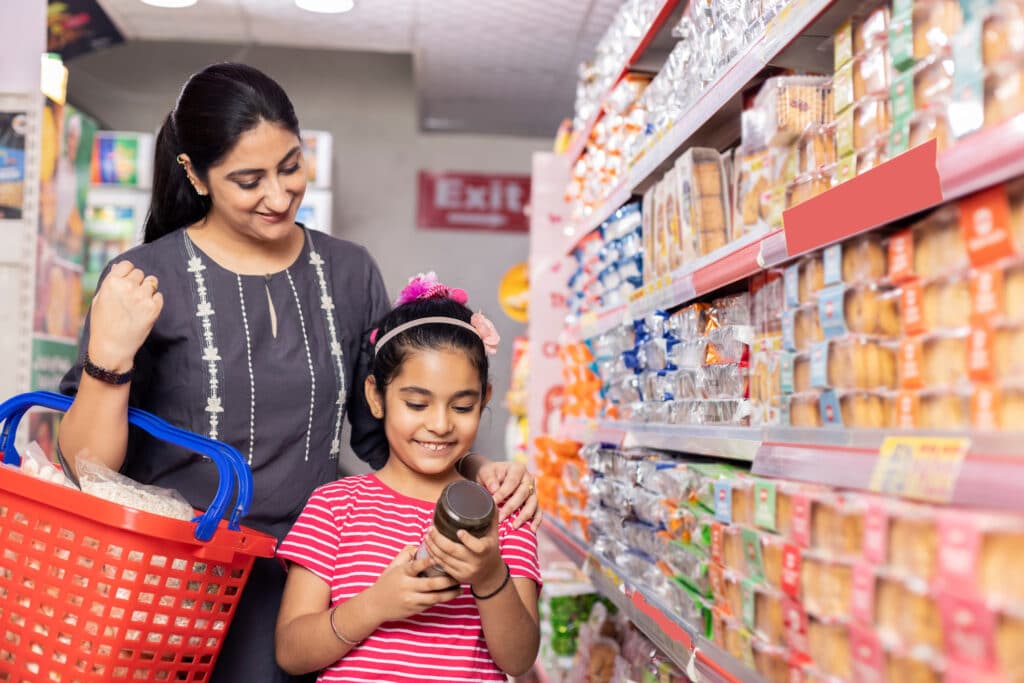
60, 227, 391, 541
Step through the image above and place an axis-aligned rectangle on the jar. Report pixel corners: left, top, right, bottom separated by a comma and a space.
417, 480, 496, 578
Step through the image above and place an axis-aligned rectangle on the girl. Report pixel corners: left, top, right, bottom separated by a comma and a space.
275, 274, 541, 681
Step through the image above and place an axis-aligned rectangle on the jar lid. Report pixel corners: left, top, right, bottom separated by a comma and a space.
439, 480, 495, 532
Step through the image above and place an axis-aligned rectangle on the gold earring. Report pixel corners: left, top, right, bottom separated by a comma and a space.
176, 153, 187, 166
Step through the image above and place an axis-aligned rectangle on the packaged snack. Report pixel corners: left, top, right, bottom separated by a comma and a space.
642, 189, 656, 284
893, 207, 968, 281
996, 609, 1024, 681
908, 105, 954, 152
789, 392, 823, 426
793, 353, 812, 392
754, 585, 787, 645
798, 125, 838, 175
799, 253, 827, 304
939, 514, 1024, 608
810, 336, 898, 390
985, 59, 1024, 127
840, 391, 894, 428
921, 332, 969, 387
983, 0, 1024, 67
794, 305, 824, 352
856, 138, 888, 174
854, 95, 892, 150
877, 503, 940, 581
854, 44, 893, 100
897, 388, 972, 428
811, 496, 865, 558
855, 2, 893, 55
752, 639, 791, 683
755, 76, 833, 145
886, 649, 944, 683
824, 233, 888, 285
818, 283, 902, 339
677, 148, 730, 259
734, 146, 773, 236
912, 0, 964, 60
808, 618, 852, 679
913, 55, 955, 111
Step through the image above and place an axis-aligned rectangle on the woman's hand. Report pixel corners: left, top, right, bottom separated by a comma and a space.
473, 459, 542, 531
423, 522, 505, 596
366, 546, 462, 623
87, 260, 163, 372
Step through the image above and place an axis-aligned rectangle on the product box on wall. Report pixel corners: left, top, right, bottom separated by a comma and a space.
297, 189, 331, 234
301, 130, 332, 190
90, 131, 154, 189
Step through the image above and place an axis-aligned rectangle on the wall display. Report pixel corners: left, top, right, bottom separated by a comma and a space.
47, 0, 124, 61
0, 111, 29, 219
301, 130, 333, 190
89, 131, 153, 189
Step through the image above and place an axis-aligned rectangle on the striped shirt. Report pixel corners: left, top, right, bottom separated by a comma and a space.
277, 474, 541, 682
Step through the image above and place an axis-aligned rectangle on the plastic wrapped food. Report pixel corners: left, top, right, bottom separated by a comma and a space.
889, 207, 967, 282
854, 95, 892, 149
752, 640, 791, 683
799, 254, 826, 304
78, 458, 195, 521
676, 148, 730, 258
854, 44, 892, 100
798, 124, 838, 175
986, 59, 1024, 127
808, 618, 852, 679
789, 391, 823, 426
811, 496, 865, 558
811, 336, 898, 390
817, 283, 901, 338
920, 332, 969, 388
734, 146, 773, 235
855, 2, 892, 55
668, 303, 711, 339
755, 76, 833, 145
823, 234, 888, 285
908, 105, 954, 153
984, 0, 1024, 67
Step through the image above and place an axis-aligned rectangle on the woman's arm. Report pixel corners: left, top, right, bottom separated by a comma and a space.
458, 454, 541, 530
59, 261, 162, 474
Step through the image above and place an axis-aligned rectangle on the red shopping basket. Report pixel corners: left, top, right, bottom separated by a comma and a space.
0, 392, 277, 682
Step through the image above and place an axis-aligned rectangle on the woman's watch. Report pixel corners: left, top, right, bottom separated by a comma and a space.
83, 353, 134, 385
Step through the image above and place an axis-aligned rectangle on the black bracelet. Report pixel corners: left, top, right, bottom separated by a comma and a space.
471, 563, 511, 600
83, 353, 133, 385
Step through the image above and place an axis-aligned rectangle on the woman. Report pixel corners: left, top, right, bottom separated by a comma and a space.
57, 62, 539, 682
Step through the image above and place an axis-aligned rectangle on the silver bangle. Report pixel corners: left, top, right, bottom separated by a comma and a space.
329, 605, 361, 646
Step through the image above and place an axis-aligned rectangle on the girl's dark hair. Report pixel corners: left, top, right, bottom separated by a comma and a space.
370, 298, 489, 404
143, 63, 300, 243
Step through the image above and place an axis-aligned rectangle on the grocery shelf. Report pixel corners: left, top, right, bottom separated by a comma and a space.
560, 417, 628, 447
540, 518, 764, 683
562, 181, 631, 254
562, 417, 761, 462
563, 0, 684, 162
541, 518, 589, 569
565, 111, 1024, 342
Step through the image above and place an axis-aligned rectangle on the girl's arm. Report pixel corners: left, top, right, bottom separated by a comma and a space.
473, 573, 541, 676
423, 525, 541, 676
275, 546, 462, 675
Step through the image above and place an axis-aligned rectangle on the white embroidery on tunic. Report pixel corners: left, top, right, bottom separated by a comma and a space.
184, 242, 222, 440
307, 236, 347, 457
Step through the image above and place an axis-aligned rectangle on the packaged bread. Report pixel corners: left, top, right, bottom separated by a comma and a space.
755, 76, 833, 145
811, 495, 865, 558
985, 59, 1024, 127
937, 513, 1024, 609
855, 2, 893, 55
793, 305, 824, 353
734, 147, 773, 237
988, 323, 1024, 378
912, 0, 964, 59
825, 233, 888, 285
894, 388, 971, 428
808, 617, 852, 679
817, 283, 902, 338
789, 391, 823, 426
811, 336, 898, 390
909, 105, 955, 153
839, 391, 894, 428
856, 138, 888, 175
798, 124, 838, 174
722, 615, 756, 669
752, 640, 791, 683
921, 332, 969, 387
787, 173, 832, 209
854, 95, 891, 150
884, 504, 940, 581
984, 0, 1024, 67
1001, 259, 1024, 321
901, 581, 944, 650
996, 382, 1024, 427
921, 274, 971, 331
677, 148, 731, 258
997, 609, 1024, 682
913, 55, 955, 110
800, 254, 826, 303
886, 652, 944, 683
802, 555, 855, 619
754, 586, 787, 645
855, 44, 892, 100
730, 478, 755, 527
722, 524, 747, 575
889, 207, 967, 282
793, 353, 812, 392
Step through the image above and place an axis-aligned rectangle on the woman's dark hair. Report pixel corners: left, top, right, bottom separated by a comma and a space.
143, 62, 300, 243
370, 298, 489, 406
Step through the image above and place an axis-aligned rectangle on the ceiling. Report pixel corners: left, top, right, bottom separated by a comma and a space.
92, 0, 625, 138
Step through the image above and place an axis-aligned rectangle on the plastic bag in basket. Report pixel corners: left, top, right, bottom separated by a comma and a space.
78, 457, 195, 521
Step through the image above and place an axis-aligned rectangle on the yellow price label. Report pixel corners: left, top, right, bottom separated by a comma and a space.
869, 436, 969, 503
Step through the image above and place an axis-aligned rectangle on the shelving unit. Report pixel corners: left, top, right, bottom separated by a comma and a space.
541, 519, 768, 683
566, 111, 1024, 342
562, 0, 685, 163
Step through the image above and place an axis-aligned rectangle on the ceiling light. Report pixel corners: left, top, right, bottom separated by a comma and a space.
295, 0, 354, 13
141, 0, 198, 7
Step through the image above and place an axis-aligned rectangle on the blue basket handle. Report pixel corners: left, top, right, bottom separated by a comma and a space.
0, 391, 252, 542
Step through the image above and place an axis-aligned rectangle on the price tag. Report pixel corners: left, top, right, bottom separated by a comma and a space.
869, 436, 970, 502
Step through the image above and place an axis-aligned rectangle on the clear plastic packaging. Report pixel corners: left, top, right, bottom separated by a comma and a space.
798, 124, 838, 174
799, 253, 826, 304
794, 305, 824, 353
802, 554, 855, 619
78, 458, 195, 521
15, 441, 76, 488
854, 44, 893, 100
984, 0, 1024, 67
754, 76, 833, 145
811, 495, 866, 558
808, 618, 852, 680
676, 148, 732, 258
854, 95, 892, 150
789, 391, 823, 426
908, 104, 955, 153
814, 336, 898, 390
912, 54, 955, 110
904, 206, 968, 281
912, 0, 964, 60
668, 302, 711, 339
920, 332, 969, 388
752, 639, 791, 683
855, 2, 892, 55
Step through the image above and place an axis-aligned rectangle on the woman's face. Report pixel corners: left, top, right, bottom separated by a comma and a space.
199, 120, 307, 244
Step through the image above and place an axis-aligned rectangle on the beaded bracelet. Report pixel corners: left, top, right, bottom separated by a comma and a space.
329, 605, 361, 646
471, 563, 511, 600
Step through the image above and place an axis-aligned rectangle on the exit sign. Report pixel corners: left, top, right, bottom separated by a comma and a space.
417, 171, 530, 233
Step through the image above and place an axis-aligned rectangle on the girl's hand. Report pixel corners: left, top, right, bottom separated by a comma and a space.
474, 460, 542, 531
423, 522, 505, 595
367, 546, 462, 623
88, 260, 163, 372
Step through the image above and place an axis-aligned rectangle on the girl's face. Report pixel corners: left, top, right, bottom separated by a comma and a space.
367, 348, 491, 478
194, 120, 307, 244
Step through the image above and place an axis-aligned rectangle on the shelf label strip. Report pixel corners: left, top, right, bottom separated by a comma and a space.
869, 435, 970, 503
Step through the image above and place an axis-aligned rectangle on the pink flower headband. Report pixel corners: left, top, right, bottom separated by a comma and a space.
371, 272, 500, 356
